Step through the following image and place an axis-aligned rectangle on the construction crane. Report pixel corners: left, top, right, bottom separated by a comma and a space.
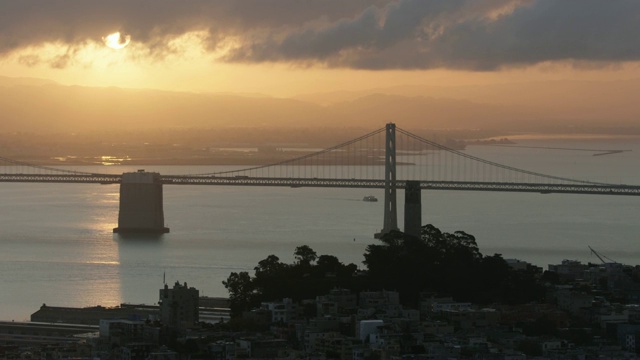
588, 246, 618, 264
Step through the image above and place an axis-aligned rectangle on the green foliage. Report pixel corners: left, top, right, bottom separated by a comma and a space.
223, 245, 358, 316
294, 245, 318, 265
222, 271, 255, 316
363, 224, 542, 305
224, 225, 544, 317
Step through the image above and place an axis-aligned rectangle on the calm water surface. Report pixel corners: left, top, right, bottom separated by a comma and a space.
1, 138, 639, 320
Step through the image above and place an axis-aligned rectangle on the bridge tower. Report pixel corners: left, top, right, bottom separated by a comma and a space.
404, 180, 422, 238
376, 123, 399, 238
113, 170, 169, 234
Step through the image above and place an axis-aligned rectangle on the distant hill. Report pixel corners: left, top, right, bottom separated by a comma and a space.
0, 77, 638, 134
0, 84, 325, 132
327, 93, 538, 130
297, 79, 640, 130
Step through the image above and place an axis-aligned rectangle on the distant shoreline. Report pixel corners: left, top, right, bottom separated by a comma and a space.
483, 133, 640, 141
3, 133, 639, 167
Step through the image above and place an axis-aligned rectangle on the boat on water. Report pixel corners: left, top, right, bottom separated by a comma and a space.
363, 195, 378, 202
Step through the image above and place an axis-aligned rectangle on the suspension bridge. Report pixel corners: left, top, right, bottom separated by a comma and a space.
0, 124, 638, 236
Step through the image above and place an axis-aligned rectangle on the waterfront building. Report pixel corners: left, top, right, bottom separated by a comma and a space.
159, 281, 199, 330
30, 303, 158, 325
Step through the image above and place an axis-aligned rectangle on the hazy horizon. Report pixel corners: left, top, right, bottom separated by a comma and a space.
0, 1, 639, 135
1, 74, 639, 137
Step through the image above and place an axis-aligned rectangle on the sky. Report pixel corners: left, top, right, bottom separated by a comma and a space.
1, 0, 639, 97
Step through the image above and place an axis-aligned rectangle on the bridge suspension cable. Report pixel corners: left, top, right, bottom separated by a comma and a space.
0, 125, 635, 191
183, 126, 387, 177
395, 128, 611, 186
158, 125, 622, 187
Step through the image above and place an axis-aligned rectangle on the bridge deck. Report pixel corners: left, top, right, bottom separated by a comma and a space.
1, 174, 638, 196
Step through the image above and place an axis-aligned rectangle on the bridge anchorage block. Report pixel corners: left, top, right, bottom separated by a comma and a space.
113, 170, 170, 234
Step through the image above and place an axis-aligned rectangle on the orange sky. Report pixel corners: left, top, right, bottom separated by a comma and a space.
0, 1, 639, 97
1, 33, 639, 97
1, 0, 640, 134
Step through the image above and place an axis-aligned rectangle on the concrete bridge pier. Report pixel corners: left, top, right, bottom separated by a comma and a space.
404, 181, 422, 239
113, 170, 169, 234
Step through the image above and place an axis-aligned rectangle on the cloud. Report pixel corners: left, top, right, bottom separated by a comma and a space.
421, 0, 640, 70
1, 0, 639, 70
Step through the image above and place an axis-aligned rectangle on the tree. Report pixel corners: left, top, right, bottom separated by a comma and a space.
363, 224, 542, 305
255, 254, 285, 277
222, 271, 254, 316
316, 254, 342, 271
294, 245, 317, 266
316, 254, 358, 279
253, 255, 289, 301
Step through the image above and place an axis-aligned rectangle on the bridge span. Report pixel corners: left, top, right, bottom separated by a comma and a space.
1, 123, 638, 236
2, 173, 639, 196
161, 176, 640, 196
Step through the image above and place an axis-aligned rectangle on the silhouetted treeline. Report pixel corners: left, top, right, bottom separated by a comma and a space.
223, 224, 544, 316
223, 245, 359, 316
363, 225, 543, 307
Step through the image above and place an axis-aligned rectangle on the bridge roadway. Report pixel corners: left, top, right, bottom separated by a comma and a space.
1, 173, 640, 196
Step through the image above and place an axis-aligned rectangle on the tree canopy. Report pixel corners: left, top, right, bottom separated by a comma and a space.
363, 225, 542, 306
224, 225, 543, 316
223, 246, 358, 316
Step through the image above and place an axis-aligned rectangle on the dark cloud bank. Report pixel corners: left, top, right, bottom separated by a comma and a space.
1, 0, 639, 70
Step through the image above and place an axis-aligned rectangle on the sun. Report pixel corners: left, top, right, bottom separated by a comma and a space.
103, 32, 131, 49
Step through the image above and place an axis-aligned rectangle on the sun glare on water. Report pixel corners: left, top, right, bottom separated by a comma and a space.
103, 32, 131, 49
